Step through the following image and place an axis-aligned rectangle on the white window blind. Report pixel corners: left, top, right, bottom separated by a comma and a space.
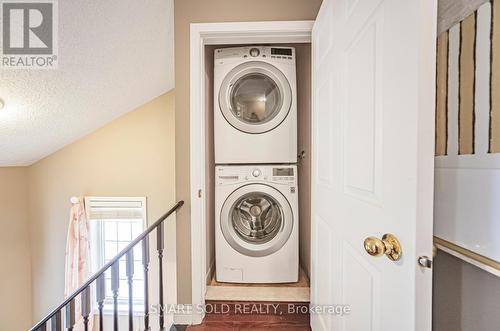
86, 197, 147, 314
86, 198, 144, 220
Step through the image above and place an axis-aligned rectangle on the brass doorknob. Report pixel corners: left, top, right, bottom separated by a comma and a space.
363, 233, 402, 261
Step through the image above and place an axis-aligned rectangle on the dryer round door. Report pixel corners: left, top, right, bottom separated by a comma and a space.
220, 184, 293, 257
219, 61, 292, 134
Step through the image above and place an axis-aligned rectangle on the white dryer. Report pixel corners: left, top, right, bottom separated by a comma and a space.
214, 46, 297, 164
215, 164, 298, 283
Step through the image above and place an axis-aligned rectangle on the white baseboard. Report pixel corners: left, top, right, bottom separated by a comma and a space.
172, 261, 212, 326
191, 310, 204, 325
172, 305, 205, 325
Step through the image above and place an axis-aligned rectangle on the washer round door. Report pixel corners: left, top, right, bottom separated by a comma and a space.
219, 61, 292, 134
220, 184, 293, 257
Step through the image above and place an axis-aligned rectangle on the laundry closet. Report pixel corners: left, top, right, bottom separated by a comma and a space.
203, 43, 312, 301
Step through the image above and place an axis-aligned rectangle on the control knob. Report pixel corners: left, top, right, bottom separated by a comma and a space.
249, 48, 260, 57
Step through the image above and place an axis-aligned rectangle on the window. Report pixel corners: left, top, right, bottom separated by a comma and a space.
86, 197, 147, 313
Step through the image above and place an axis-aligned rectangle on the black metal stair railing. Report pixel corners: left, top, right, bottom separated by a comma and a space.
29, 200, 184, 331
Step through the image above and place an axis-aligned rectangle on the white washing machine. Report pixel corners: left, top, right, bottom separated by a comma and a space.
215, 164, 299, 283
214, 46, 297, 164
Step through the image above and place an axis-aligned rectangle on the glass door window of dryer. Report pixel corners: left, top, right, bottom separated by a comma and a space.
230, 74, 282, 125
219, 61, 292, 134
220, 184, 293, 257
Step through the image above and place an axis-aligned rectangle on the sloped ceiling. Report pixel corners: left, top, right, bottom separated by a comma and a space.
0, 0, 174, 166
438, 0, 488, 33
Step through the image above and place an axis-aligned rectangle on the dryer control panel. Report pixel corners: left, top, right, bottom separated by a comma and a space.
215, 46, 295, 63
216, 165, 297, 186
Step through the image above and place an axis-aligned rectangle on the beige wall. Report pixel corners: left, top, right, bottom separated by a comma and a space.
433, 251, 500, 330
205, 45, 216, 279
295, 43, 312, 278
174, 0, 322, 304
0, 167, 32, 331
27, 91, 176, 321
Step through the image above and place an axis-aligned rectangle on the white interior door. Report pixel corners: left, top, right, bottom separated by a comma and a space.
311, 0, 436, 330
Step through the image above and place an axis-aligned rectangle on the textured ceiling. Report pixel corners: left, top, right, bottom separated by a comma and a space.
0, 0, 174, 166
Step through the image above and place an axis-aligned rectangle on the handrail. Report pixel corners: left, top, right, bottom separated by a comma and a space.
29, 200, 184, 331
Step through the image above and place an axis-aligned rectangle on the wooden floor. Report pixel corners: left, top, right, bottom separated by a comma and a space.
183, 301, 311, 331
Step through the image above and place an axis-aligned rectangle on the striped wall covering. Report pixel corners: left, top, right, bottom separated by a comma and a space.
435, 0, 500, 155
435, 1, 500, 270
436, 32, 448, 155
492, 0, 500, 152
459, 13, 476, 154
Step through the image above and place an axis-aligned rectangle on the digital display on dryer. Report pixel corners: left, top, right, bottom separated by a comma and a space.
271, 48, 292, 56
273, 168, 293, 176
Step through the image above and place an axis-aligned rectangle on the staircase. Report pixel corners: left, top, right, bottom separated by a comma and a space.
29, 201, 184, 331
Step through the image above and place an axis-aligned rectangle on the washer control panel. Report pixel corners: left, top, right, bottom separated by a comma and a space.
216, 165, 296, 185
271, 167, 295, 182
215, 46, 295, 63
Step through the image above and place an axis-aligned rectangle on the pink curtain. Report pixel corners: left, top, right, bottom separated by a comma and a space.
64, 197, 93, 331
